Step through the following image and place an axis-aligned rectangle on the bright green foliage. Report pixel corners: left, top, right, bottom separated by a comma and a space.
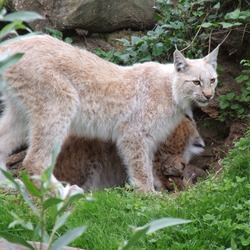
95, 0, 250, 65
219, 59, 250, 120
44, 27, 73, 44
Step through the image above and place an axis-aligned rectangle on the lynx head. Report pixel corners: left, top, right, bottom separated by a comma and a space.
172, 46, 219, 109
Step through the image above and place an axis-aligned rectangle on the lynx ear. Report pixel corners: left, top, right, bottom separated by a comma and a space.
174, 50, 189, 72
204, 45, 220, 69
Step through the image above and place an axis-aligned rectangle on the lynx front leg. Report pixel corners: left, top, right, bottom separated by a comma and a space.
117, 131, 155, 193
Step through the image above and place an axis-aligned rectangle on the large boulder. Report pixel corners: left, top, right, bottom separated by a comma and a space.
7, 0, 156, 33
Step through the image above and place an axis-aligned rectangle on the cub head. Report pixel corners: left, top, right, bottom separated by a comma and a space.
173, 46, 219, 108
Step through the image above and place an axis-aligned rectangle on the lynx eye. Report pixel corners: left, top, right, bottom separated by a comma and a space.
193, 80, 201, 86
210, 78, 216, 84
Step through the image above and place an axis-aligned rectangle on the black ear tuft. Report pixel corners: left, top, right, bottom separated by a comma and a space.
174, 50, 189, 72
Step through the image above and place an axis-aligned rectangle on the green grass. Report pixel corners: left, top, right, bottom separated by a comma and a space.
0, 127, 249, 250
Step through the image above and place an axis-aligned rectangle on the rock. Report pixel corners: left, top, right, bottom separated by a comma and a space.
7, 0, 156, 33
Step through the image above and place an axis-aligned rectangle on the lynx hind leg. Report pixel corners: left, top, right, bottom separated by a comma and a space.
23, 112, 84, 196
22, 87, 82, 194
117, 130, 155, 193
0, 103, 28, 183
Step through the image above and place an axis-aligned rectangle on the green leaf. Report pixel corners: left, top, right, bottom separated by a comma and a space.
43, 143, 61, 182
49, 226, 86, 250
200, 22, 214, 28
51, 142, 61, 168
0, 32, 40, 46
116, 38, 130, 46
9, 220, 34, 231
0, 52, 24, 74
53, 212, 71, 231
145, 218, 191, 234
213, 2, 220, 10
152, 43, 164, 57
2, 11, 44, 22
231, 104, 240, 110
119, 226, 149, 250
225, 9, 241, 20
0, 231, 35, 250
43, 197, 63, 210
57, 193, 84, 215
0, 20, 24, 40
226, 93, 236, 100
0, 169, 20, 190
44, 27, 63, 40
139, 55, 152, 62
131, 36, 142, 46
220, 101, 230, 109
21, 171, 42, 198
236, 74, 249, 83
34, 224, 50, 243
219, 22, 242, 28
64, 37, 73, 44
120, 218, 191, 250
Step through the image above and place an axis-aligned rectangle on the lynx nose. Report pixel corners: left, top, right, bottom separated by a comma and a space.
203, 92, 212, 100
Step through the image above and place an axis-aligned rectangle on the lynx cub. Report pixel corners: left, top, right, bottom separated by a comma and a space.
52, 115, 204, 191
0, 35, 219, 192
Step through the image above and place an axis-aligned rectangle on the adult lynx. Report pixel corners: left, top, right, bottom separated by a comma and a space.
7, 115, 205, 191
0, 35, 219, 192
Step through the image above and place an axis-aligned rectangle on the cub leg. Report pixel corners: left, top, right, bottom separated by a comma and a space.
0, 104, 28, 182
117, 130, 155, 193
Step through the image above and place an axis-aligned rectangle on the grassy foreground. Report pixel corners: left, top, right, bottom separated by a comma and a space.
0, 127, 249, 250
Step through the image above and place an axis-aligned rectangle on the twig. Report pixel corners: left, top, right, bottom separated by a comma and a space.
241, 23, 249, 45
180, 24, 203, 52
218, 29, 232, 47
180, 6, 212, 52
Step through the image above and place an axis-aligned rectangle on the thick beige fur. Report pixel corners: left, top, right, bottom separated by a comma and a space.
0, 35, 219, 192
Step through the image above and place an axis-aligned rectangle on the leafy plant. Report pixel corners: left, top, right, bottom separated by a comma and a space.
0, 145, 85, 250
95, 0, 250, 65
219, 59, 250, 120
44, 27, 73, 44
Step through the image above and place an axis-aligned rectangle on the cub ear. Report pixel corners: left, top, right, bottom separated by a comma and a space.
174, 50, 189, 72
204, 45, 220, 69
